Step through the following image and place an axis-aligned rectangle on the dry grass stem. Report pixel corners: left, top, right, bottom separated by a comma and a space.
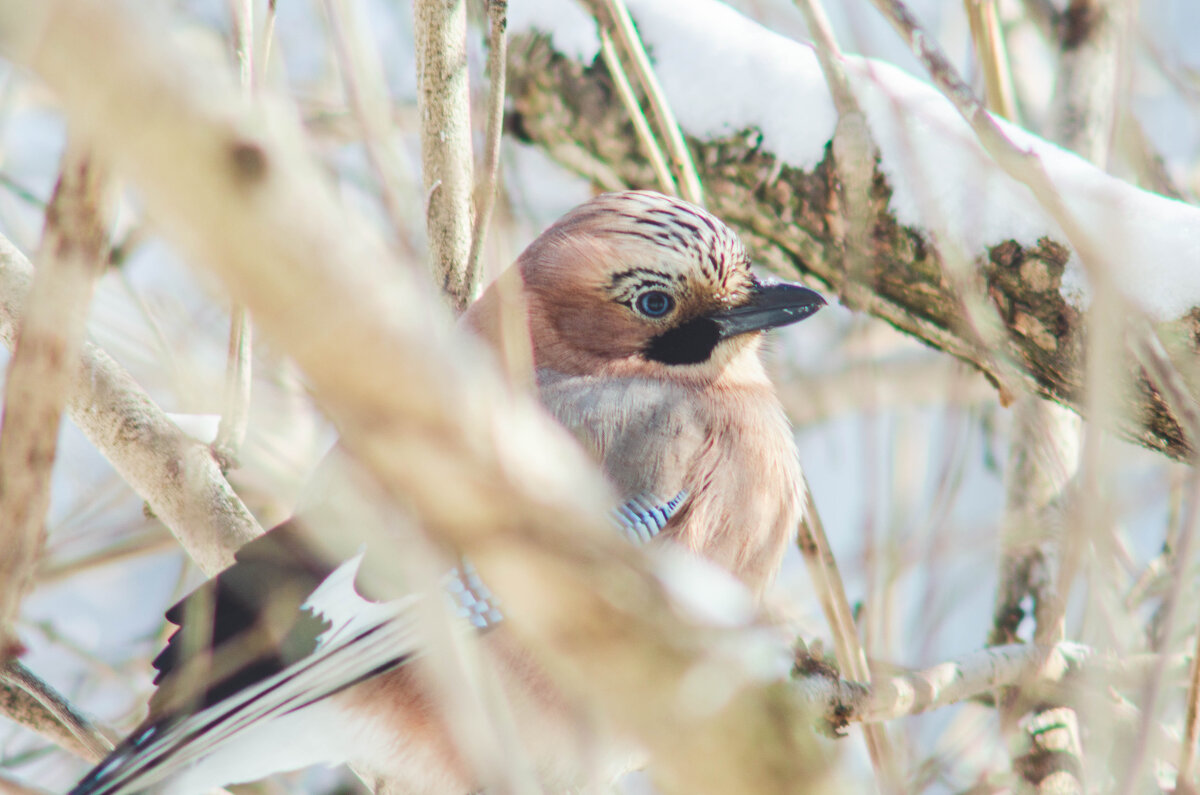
214, 0, 256, 468
325, 0, 419, 258
788, 2, 899, 789
964, 0, 1017, 121
794, 486, 899, 788
0, 143, 112, 656
592, 0, 703, 205
1181, 628, 1200, 788
466, 0, 509, 284
598, 27, 676, 196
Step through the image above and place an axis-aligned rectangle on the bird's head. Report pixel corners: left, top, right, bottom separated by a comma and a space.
475, 191, 826, 381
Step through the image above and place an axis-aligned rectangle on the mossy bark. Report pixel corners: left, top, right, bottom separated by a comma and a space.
506, 32, 1190, 460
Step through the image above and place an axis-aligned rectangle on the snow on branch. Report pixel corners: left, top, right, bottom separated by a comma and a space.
505, 0, 1200, 459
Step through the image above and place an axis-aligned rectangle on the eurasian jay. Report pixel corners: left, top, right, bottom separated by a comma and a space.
68, 190, 826, 795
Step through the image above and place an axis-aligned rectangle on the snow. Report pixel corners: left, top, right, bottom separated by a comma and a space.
509, 0, 1200, 321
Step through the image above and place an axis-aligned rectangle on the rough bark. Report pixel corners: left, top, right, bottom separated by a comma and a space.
504, 32, 1192, 461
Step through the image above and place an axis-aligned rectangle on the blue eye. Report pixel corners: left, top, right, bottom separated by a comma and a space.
635, 291, 674, 318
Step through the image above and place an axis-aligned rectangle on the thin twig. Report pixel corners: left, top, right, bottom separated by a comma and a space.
599, 27, 676, 195
259, 0, 277, 77
1181, 627, 1200, 788
466, 0, 508, 284
36, 530, 176, 584
0, 660, 113, 762
324, 0, 419, 257
214, 0, 256, 468
0, 771, 54, 795
594, 0, 704, 205
963, 0, 1017, 121
1125, 325, 1200, 794
1117, 112, 1189, 201
788, 1, 899, 790
0, 143, 112, 657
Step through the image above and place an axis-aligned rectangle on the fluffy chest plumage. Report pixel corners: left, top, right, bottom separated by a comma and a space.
538, 368, 804, 594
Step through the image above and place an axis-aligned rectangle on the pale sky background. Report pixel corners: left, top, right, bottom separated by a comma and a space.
2, 0, 1198, 792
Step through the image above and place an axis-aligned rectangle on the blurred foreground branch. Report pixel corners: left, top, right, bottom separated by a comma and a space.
0, 144, 112, 656
0, 2, 836, 792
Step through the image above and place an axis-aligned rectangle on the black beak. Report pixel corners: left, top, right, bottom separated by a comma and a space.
709, 277, 827, 339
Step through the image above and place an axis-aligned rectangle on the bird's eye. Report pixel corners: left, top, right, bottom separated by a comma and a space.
635, 290, 674, 318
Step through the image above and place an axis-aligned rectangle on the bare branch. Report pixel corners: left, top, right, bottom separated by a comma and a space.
414, 0, 475, 311
0, 234, 262, 576
0, 660, 113, 763
795, 642, 1095, 728
0, 143, 112, 656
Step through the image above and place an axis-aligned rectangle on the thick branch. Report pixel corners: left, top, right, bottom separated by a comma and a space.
0, 235, 261, 576
502, 24, 1196, 461
413, 0, 475, 310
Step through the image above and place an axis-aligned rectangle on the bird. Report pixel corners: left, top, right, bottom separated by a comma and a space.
68, 190, 827, 795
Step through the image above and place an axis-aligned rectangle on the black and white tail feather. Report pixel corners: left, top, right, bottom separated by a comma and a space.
70, 491, 685, 795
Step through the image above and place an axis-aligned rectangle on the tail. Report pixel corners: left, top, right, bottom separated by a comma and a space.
69, 554, 420, 795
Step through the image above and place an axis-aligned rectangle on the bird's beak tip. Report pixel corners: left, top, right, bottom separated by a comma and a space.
710, 279, 827, 338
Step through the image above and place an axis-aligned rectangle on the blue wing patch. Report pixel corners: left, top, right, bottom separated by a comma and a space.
444, 491, 687, 633
444, 559, 504, 631
613, 490, 688, 544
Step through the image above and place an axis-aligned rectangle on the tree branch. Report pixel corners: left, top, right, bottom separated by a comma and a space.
414, 0, 475, 311
0, 660, 112, 763
0, 234, 262, 576
502, 8, 1199, 462
0, 143, 112, 657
